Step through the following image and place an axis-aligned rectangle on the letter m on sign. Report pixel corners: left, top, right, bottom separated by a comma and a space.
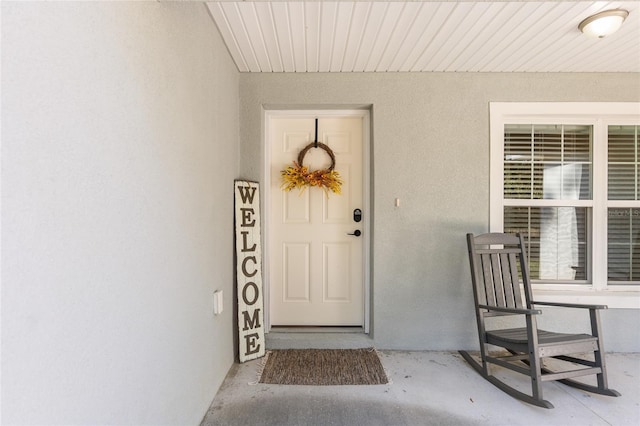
234, 180, 265, 362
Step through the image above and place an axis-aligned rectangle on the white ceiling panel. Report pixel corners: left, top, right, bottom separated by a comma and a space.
341, 2, 370, 71
352, 2, 387, 71
253, 2, 284, 72
207, 1, 640, 72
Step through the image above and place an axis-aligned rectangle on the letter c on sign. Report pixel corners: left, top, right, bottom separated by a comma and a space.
242, 256, 257, 277
242, 282, 259, 305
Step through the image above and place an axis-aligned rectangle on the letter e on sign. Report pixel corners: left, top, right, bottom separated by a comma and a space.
234, 181, 265, 362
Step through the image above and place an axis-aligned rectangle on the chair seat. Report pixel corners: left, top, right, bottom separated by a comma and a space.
487, 328, 597, 346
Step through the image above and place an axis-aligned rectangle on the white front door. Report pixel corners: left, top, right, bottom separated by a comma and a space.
269, 115, 365, 326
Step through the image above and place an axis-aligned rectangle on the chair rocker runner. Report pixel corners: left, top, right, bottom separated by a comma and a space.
459, 233, 620, 409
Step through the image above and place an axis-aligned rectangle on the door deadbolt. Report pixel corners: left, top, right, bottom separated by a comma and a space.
353, 209, 362, 223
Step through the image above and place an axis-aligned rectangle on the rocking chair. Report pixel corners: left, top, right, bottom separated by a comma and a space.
459, 232, 620, 409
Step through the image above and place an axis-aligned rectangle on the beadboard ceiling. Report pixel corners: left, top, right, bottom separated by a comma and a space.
206, 0, 640, 73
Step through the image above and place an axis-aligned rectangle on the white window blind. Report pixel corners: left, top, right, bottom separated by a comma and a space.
608, 125, 639, 284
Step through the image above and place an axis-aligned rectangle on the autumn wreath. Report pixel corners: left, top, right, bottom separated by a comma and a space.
281, 142, 343, 194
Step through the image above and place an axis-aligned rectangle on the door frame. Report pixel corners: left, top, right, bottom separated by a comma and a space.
263, 108, 372, 333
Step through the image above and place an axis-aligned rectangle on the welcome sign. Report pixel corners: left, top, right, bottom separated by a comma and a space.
234, 180, 265, 362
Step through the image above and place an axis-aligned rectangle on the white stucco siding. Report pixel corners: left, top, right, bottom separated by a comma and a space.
1, 2, 239, 424
239, 72, 640, 352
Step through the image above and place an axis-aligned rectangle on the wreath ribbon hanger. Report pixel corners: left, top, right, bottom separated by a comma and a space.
280, 118, 343, 194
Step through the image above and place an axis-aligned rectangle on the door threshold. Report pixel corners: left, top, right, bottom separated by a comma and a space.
266, 326, 373, 349
269, 326, 364, 334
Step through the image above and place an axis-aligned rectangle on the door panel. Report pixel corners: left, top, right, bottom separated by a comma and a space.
324, 242, 351, 301
270, 116, 363, 326
283, 243, 310, 301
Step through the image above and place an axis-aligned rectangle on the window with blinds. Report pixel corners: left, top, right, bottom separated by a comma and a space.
608, 125, 639, 284
503, 124, 592, 283
492, 103, 640, 297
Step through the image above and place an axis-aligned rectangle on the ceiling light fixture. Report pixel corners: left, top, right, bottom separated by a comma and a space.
579, 9, 629, 38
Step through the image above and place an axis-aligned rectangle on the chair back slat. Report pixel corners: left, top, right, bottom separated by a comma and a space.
481, 253, 497, 306
467, 233, 528, 312
491, 254, 506, 307
507, 252, 524, 308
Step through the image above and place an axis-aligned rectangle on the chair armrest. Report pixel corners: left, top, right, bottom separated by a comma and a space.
479, 304, 541, 315
532, 301, 608, 310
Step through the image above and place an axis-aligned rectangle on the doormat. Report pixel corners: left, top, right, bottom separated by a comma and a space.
257, 348, 389, 385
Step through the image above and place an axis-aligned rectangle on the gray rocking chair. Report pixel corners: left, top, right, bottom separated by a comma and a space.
459, 232, 620, 409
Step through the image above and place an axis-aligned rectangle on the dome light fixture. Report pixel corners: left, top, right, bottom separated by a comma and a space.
579, 9, 629, 38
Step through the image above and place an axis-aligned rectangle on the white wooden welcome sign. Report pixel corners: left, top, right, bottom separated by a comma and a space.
234, 180, 265, 362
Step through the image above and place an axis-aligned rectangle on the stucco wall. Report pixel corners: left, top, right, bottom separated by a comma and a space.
2, 2, 238, 424
240, 72, 640, 352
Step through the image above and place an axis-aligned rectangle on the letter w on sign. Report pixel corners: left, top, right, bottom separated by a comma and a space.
234, 180, 265, 362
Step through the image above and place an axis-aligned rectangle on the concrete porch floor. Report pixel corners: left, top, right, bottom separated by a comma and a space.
201, 334, 639, 426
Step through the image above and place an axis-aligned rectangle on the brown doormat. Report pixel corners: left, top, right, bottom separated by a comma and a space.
258, 348, 389, 385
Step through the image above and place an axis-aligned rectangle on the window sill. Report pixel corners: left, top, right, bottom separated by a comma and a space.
533, 290, 640, 309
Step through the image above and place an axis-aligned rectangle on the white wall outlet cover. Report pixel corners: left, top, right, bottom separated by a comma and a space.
213, 290, 223, 315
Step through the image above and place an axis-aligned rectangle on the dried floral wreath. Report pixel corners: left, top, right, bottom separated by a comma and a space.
281, 142, 343, 194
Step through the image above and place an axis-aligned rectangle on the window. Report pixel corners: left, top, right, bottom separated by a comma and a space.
490, 103, 640, 308
503, 124, 591, 282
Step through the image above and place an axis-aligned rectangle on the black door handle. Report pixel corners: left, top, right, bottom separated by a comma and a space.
347, 230, 362, 237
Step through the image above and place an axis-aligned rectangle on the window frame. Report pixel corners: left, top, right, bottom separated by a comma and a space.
490, 102, 640, 309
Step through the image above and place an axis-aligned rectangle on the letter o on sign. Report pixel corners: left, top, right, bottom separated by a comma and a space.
242, 282, 259, 306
